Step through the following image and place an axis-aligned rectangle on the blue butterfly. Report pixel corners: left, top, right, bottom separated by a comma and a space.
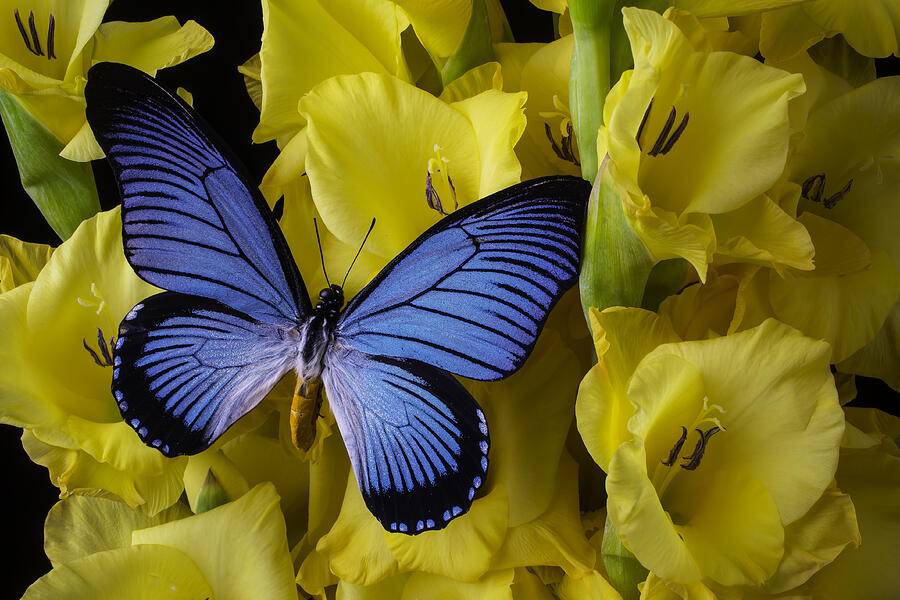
84, 62, 589, 535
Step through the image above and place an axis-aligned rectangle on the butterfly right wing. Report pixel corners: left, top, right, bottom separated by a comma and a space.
85, 62, 309, 326
112, 292, 297, 456
322, 346, 489, 534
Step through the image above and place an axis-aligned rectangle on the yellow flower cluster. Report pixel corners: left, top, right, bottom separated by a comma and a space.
1, 0, 899, 599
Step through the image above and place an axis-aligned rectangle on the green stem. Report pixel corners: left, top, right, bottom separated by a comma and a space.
568, 0, 614, 183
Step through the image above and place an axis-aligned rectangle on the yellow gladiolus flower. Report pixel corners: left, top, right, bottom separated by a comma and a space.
0, 208, 188, 514
25, 483, 297, 600
600, 8, 808, 281
773, 74, 900, 383
299, 71, 526, 261
577, 309, 849, 591
0, 0, 212, 159
251, 0, 410, 146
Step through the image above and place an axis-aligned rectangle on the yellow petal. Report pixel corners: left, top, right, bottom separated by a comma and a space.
254, 0, 405, 143
450, 87, 526, 197
673, 0, 806, 18
394, 0, 471, 58
769, 214, 900, 363
761, 486, 859, 593
438, 62, 502, 103
576, 307, 681, 472
132, 483, 297, 600
301, 73, 480, 257
470, 319, 587, 526
657, 273, 740, 340
607, 439, 702, 583
838, 302, 900, 391
712, 192, 815, 273
802, 0, 900, 57
22, 545, 212, 600
492, 451, 596, 576
43, 494, 190, 566
0, 234, 54, 293
759, 6, 828, 61
91, 18, 213, 75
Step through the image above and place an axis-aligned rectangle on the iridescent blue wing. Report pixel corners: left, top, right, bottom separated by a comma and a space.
335, 176, 589, 380
112, 292, 296, 456
85, 62, 309, 325
322, 346, 489, 534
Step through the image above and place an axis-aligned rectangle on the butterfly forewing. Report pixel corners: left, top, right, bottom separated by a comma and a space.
335, 177, 590, 380
322, 347, 489, 534
85, 62, 309, 325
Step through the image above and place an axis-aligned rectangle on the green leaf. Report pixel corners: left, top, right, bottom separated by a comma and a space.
0, 90, 100, 241
195, 469, 230, 514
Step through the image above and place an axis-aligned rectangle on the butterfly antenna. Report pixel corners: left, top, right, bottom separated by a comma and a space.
313, 218, 331, 286
341, 218, 376, 289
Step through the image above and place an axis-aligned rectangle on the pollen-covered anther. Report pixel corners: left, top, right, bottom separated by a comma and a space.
82, 327, 116, 367
14, 9, 55, 58
679, 426, 722, 471
425, 146, 456, 215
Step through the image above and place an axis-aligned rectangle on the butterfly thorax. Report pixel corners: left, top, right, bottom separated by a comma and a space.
295, 284, 345, 381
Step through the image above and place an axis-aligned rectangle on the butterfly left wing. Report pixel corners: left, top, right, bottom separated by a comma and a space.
85, 62, 310, 326
335, 176, 589, 381
112, 291, 297, 456
321, 346, 489, 534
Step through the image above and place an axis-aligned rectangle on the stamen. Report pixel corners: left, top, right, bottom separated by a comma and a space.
47, 13, 55, 59
544, 122, 566, 161
27, 10, 43, 56
14, 9, 37, 55
636, 99, 653, 151
660, 113, 689, 155
83, 328, 115, 367
824, 179, 852, 209
801, 174, 825, 204
425, 171, 447, 215
680, 426, 722, 471
561, 122, 580, 165
648, 106, 677, 157
662, 426, 688, 466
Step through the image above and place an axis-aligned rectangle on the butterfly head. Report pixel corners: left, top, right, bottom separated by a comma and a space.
315, 284, 345, 316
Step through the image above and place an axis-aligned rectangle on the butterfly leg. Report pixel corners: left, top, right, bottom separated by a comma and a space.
290, 376, 323, 452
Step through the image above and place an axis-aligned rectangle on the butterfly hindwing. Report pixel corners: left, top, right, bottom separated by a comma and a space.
112, 291, 297, 456
335, 176, 589, 381
85, 63, 309, 326
322, 347, 489, 534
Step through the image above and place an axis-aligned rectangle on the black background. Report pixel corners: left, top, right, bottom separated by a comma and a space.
0, 2, 897, 597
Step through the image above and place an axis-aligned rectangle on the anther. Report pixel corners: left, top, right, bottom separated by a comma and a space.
27, 10, 43, 56
14, 9, 36, 55
824, 179, 852, 209
636, 99, 653, 151
801, 174, 826, 204
662, 426, 688, 466
660, 114, 689, 155
47, 13, 55, 59
425, 171, 447, 215
648, 106, 677, 157
544, 122, 581, 166
680, 426, 722, 471
83, 327, 116, 367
